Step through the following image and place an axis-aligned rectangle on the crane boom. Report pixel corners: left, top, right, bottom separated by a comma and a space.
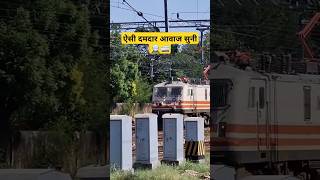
298, 12, 320, 61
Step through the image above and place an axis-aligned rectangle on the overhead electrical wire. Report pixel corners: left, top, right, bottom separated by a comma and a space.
110, 5, 172, 19
122, 0, 158, 29
171, 11, 210, 14
111, 5, 156, 21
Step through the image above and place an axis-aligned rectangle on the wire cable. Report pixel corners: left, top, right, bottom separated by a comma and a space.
111, 4, 172, 19
122, 0, 157, 29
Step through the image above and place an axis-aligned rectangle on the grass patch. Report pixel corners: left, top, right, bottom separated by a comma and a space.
111, 155, 210, 180
177, 155, 210, 174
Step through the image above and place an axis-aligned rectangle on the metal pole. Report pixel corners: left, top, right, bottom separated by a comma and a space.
164, 0, 171, 81
169, 60, 172, 81
164, 0, 169, 32
197, 27, 208, 64
169, 59, 173, 82
200, 30, 204, 64
151, 58, 154, 80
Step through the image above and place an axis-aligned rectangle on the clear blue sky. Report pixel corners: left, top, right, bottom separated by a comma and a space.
110, 0, 210, 32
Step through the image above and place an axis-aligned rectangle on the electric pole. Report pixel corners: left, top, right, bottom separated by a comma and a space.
200, 29, 204, 64
196, 27, 209, 64
164, 0, 172, 82
150, 58, 154, 80
164, 0, 169, 32
169, 60, 172, 81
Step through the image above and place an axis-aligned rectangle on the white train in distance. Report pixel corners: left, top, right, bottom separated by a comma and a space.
151, 77, 210, 125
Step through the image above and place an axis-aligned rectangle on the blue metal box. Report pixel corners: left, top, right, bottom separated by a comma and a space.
162, 113, 184, 164
134, 113, 159, 169
110, 115, 132, 171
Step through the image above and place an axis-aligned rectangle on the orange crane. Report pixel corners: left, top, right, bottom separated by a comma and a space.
203, 65, 211, 80
298, 12, 320, 62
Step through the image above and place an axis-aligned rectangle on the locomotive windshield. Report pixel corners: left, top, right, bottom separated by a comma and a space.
156, 87, 167, 97
171, 87, 182, 97
155, 86, 182, 98
211, 79, 232, 108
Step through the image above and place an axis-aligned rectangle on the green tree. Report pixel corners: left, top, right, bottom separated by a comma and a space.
111, 29, 142, 103
0, 8, 51, 161
171, 52, 203, 79
0, 0, 108, 166
133, 77, 152, 103
213, 1, 302, 54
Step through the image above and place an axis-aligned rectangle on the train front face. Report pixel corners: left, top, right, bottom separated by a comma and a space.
151, 82, 185, 115
210, 77, 234, 165
210, 64, 272, 167
209, 64, 248, 166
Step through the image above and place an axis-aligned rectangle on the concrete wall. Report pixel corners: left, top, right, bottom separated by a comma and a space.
111, 103, 153, 115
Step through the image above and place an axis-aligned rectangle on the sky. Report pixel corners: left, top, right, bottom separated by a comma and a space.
110, 0, 210, 32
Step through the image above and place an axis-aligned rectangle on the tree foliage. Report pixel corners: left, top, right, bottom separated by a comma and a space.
0, 0, 107, 133
212, 1, 320, 57
110, 28, 151, 103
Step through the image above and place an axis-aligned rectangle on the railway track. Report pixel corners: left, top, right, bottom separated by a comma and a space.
132, 122, 210, 160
